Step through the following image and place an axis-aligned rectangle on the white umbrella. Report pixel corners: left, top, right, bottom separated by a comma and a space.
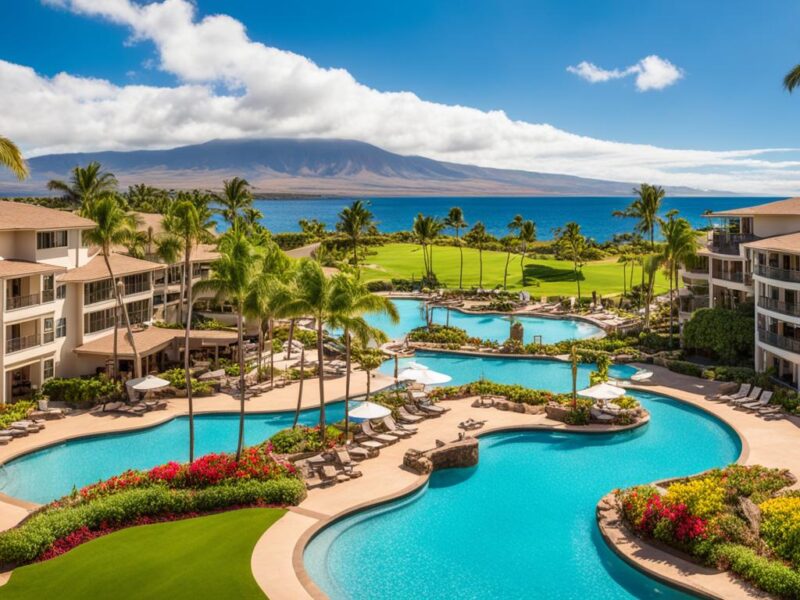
397, 366, 452, 386
405, 361, 430, 370
577, 382, 626, 401
126, 375, 170, 391
348, 401, 392, 420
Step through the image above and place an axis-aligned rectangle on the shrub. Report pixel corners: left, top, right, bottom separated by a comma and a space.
666, 360, 704, 378
425, 381, 568, 406
0, 401, 35, 429
760, 496, 800, 568
666, 477, 726, 519
683, 307, 755, 365
407, 325, 468, 346
42, 376, 121, 408
711, 543, 800, 599
268, 425, 343, 454
366, 280, 393, 292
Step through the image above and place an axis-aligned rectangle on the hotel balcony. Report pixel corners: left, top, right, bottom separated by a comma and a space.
759, 328, 800, 354
709, 231, 757, 256
759, 297, 800, 318
753, 264, 800, 285
711, 269, 752, 286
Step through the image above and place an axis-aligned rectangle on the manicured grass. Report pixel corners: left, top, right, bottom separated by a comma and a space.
0, 508, 285, 600
362, 243, 670, 298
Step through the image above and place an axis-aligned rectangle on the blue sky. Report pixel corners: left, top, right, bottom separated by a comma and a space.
2, 0, 800, 192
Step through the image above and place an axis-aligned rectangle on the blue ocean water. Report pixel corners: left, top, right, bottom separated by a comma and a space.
221, 196, 772, 239
305, 390, 741, 600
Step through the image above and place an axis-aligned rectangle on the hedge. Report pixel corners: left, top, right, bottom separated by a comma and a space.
711, 543, 800, 599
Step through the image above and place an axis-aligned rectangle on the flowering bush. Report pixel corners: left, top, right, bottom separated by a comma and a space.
665, 477, 726, 519
759, 496, 800, 569
618, 487, 707, 545
425, 381, 568, 406
269, 425, 343, 454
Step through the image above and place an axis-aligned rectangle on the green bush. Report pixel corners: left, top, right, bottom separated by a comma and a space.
42, 376, 121, 408
407, 325, 468, 346
0, 401, 35, 429
425, 381, 568, 405
711, 543, 800, 599
666, 360, 704, 378
683, 307, 755, 365
269, 425, 343, 453
0, 478, 305, 566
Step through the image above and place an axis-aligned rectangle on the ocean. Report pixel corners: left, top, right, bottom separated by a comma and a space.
221, 196, 775, 240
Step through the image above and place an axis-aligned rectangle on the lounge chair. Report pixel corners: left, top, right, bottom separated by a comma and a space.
346, 445, 372, 460
458, 418, 486, 430
590, 407, 615, 423
713, 383, 751, 402
630, 370, 653, 383
730, 386, 762, 406
319, 465, 347, 485
361, 421, 398, 444
382, 416, 416, 436
334, 448, 363, 477
416, 401, 448, 415
398, 406, 425, 423
741, 391, 773, 411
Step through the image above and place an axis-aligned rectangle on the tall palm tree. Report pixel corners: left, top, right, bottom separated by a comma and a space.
660, 213, 697, 345
411, 214, 444, 282
503, 215, 524, 289
163, 197, 215, 462
518, 220, 536, 286
617, 254, 631, 299
556, 222, 586, 302
336, 200, 374, 266
47, 162, 118, 214
215, 177, 253, 226
0, 136, 28, 180
784, 65, 800, 92
83, 197, 141, 379
641, 252, 662, 330
444, 207, 468, 289
242, 206, 264, 230
466, 222, 489, 289
126, 184, 167, 213
194, 226, 259, 460
613, 184, 665, 251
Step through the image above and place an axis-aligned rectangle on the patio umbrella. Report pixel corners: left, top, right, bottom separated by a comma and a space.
126, 375, 170, 391
397, 365, 452, 386
577, 382, 626, 401
348, 401, 392, 420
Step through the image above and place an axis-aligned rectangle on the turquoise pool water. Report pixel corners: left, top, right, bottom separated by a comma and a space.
0, 403, 347, 504
380, 350, 638, 389
362, 298, 603, 343
304, 390, 740, 600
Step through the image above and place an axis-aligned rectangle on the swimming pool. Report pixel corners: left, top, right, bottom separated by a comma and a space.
362, 298, 603, 343
380, 350, 638, 389
304, 390, 740, 600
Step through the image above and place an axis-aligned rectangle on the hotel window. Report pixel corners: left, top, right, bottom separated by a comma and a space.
84, 307, 117, 334
84, 279, 115, 305
126, 299, 151, 325
42, 274, 55, 303
36, 230, 68, 250
123, 273, 150, 295
56, 284, 67, 300
43, 359, 54, 381
43, 318, 54, 344
55, 317, 67, 338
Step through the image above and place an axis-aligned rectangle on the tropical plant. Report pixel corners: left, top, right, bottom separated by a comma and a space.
215, 177, 253, 226
465, 222, 490, 289
556, 222, 587, 300
47, 162, 118, 214
503, 215, 523, 289
411, 213, 444, 282
784, 64, 800, 93
125, 184, 170, 214
336, 200, 374, 266
163, 197, 216, 462
444, 207, 468, 289
0, 136, 28, 180
354, 347, 386, 402
298, 219, 327, 239
518, 219, 536, 285
194, 226, 260, 459
660, 212, 697, 345
82, 197, 141, 379
614, 184, 665, 250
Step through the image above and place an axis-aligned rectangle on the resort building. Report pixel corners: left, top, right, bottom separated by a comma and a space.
680, 197, 800, 388
0, 201, 223, 404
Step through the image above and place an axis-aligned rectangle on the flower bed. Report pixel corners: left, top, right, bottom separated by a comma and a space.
0, 446, 305, 567
0, 401, 35, 429
269, 425, 344, 454
425, 381, 569, 405
615, 465, 800, 599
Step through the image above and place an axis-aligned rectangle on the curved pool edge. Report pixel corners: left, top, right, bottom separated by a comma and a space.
285, 388, 745, 600
595, 492, 764, 600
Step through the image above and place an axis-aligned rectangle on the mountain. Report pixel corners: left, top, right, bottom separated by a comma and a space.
0, 138, 724, 196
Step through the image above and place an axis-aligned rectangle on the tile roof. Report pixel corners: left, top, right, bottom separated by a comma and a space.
57, 253, 162, 283
744, 232, 800, 253
74, 326, 238, 357
0, 201, 94, 231
0, 260, 66, 279
708, 197, 800, 217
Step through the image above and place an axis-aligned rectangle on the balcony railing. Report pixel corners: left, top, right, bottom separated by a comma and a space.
680, 295, 709, 313
123, 280, 151, 295
759, 297, 800, 318
710, 232, 757, 255
43, 331, 54, 344
41, 289, 54, 303
711, 270, 752, 286
753, 263, 800, 284
759, 329, 800, 354
5, 292, 41, 311
6, 334, 39, 354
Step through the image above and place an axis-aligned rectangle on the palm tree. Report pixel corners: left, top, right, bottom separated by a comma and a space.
215, 177, 253, 226
47, 162, 118, 214
411, 214, 444, 282
444, 207, 468, 289
0, 136, 28, 180
518, 220, 536, 286
503, 215, 524, 289
242, 206, 264, 230
354, 347, 386, 403
613, 184, 665, 251
466, 222, 489, 289
556, 222, 587, 302
784, 65, 800, 92
83, 197, 141, 379
194, 226, 259, 460
163, 198, 215, 462
617, 254, 631, 300
641, 252, 662, 330
126, 184, 168, 213
660, 213, 697, 345
336, 200, 374, 266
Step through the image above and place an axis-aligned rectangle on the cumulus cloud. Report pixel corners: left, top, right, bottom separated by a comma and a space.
0, 0, 797, 193
568, 55, 683, 91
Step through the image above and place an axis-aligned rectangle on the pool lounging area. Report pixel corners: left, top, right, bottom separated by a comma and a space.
361, 298, 604, 343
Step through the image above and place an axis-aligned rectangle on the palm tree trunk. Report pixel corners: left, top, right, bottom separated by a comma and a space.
458, 232, 464, 289
112, 311, 119, 380
104, 254, 141, 379
503, 251, 511, 290
256, 326, 264, 384
177, 266, 185, 325
316, 319, 326, 440
235, 311, 245, 460
344, 330, 351, 442
479, 247, 483, 289
429, 244, 434, 281
575, 262, 581, 303
183, 248, 195, 462
292, 349, 305, 429
286, 319, 295, 360
365, 369, 372, 401
268, 318, 275, 389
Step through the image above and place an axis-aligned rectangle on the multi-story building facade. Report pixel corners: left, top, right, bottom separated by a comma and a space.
680, 197, 800, 389
0, 201, 221, 404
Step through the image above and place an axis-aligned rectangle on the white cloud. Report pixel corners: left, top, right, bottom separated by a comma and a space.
0, 0, 796, 193
568, 55, 683, 91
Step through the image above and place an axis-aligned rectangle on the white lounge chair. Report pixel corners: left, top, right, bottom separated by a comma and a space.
716, 383, 751, 402
741, 390, 773, 411
730, 386, 762, 406
381, 416, 413, 438
361, 421, 398, 444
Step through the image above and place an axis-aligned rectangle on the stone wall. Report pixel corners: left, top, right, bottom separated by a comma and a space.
403, 437, 479, 475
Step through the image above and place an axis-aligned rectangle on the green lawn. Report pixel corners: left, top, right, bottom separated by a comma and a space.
0, 508, 285, 600
362, 243, 669, 298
